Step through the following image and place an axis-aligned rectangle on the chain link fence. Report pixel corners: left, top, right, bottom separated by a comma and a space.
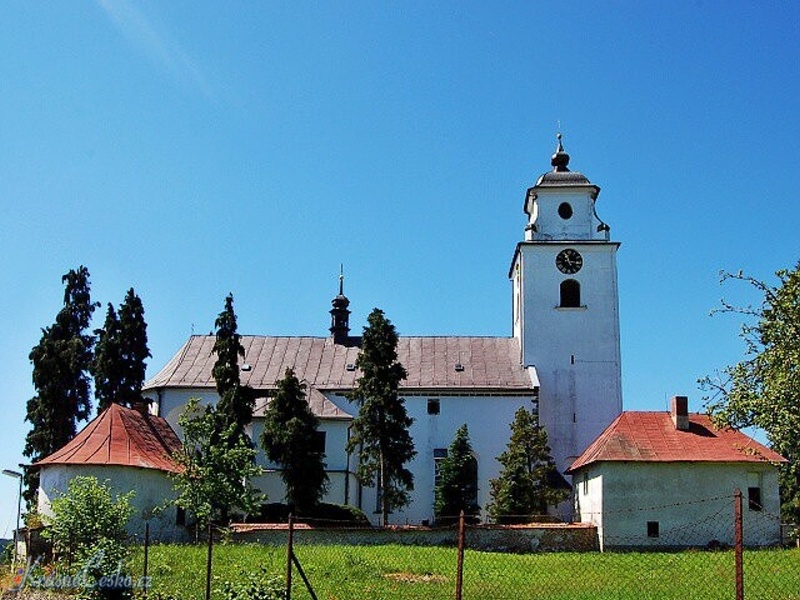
126, 490, 799, 600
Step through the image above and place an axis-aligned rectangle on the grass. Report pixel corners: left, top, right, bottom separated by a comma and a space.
127, 543, 800, 600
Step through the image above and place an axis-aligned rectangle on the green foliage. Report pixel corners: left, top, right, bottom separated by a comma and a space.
434, 424, 480, 524
92, 289, 151, 411
217, 566, 286, 600
213, 294, 254, 446
488, 407, 568, 523
248, 502, 369, 525
24, 266, 99, 505
260, 368, 328, 514
171, 398, 263, 528
701, 264, 800, 525
346, 308, 415, 526
43, 476, 134, 598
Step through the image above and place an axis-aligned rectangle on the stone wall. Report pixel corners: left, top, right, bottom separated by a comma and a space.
231, 523, 598, 553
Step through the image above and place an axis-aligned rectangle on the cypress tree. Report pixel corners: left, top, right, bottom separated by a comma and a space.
434, 424, 480, 524
488, 407, 568, 523
92, 289, 151, 411
261, 368, 329, 514
24, 266, 98, 505
212, 293, 253, 445
346, 308, 415, 526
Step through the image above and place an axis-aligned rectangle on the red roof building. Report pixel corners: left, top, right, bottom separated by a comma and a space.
35, 403, 182, 473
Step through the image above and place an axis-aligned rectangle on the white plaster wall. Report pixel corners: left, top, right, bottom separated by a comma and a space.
38, 465, 188, 542
577, 462, 782, 548
573, 466, 605, 546
328, 392, 538, 526
526, 188, 608, 242
516, 241, 623, 473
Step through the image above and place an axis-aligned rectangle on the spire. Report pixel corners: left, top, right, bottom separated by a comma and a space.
551, 132, 571, 172
329, 265, 351, 344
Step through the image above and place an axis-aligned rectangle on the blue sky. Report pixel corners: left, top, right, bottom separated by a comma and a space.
1, 2, 799, 536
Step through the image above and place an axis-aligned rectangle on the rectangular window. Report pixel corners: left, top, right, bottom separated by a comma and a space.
433, 448, 448, 488
647, 521, 660, 538
748, 487, 762, 511
311, 431, 326, 454
176, 507, 186, 526
582, 473, 589, 495
427, 398, 440, 415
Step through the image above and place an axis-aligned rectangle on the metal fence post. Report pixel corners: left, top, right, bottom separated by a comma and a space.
734, 489, 744, 600
205, 521, 213, 600
286, 514, 294, 600
143, 522, 150, 598
455, 511, 465, 600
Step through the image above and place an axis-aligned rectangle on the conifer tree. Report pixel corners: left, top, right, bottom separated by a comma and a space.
346, 308, 415, 526
212, 293, 253, 445
24, 266, 99, 504
261, 368, 329, 514
434, 424, 480, 524
488, 407, 568, 523
91, 288, 151, 411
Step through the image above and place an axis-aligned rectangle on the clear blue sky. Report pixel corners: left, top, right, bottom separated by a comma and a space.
1, 2, 799, 536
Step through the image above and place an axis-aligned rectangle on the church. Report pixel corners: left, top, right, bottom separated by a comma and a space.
140, 135, 624, 525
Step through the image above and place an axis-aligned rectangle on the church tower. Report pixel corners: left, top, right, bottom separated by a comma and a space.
510, 135, 623, 473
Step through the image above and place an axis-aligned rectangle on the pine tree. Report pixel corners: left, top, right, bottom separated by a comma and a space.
261, 368, 329, 514
434, 424, 480, 525
346, 308, 415, 526
488, 407, 569, 524
92, 289, 151, 411
212, 293, 253, 445
24, 266, 99, 505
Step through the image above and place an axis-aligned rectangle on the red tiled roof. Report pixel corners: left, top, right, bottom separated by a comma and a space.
143, 335, 533, 392
35, 403, 183, 473
567, 412, 787, 473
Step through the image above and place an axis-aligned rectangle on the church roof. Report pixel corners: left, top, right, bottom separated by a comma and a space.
34, 403, 183, 473
566, 412, 787, 473
143, 335, 533, 393
253, 387, 352, 420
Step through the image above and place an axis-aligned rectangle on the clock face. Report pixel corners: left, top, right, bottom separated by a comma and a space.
556, 249, 583, 274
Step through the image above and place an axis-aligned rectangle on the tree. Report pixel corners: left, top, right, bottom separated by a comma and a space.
261, 368, 329, 514
346, 308, 415, 526
44, 476, 134, 598
434, 424, 480, 525
24, 266, 99, 505
488, 407, 569, 523
212, 294, 253, 445
91, 289, 151, 411
701, 264, 800, 526
171, 398, 263, 530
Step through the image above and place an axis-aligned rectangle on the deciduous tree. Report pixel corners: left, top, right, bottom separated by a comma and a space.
488, 407, 568, 523
261, 368, 328, 514
24, 266, 98, 505
346, 308, 415, 526
434, 424, 480, 524
171, 399, 263, 530
701, 264, 800, 526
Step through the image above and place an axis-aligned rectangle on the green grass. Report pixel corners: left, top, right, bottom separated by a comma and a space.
128, 544, 800, 600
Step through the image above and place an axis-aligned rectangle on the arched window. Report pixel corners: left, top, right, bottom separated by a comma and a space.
560, 279, 581, 308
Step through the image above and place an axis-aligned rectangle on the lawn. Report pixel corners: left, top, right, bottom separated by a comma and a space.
128, 543, 800, 600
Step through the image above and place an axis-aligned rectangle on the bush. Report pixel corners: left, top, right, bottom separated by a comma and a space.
246, 502, 369, 526
217, 566, 285, 600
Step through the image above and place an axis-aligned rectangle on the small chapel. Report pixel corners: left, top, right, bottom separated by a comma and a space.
138, 135, 624, 525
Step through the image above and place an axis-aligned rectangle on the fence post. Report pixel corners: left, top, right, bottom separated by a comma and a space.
455, 511, 465, 600
286, 514, 294, 600
734, 489, 744, 600
143, 522, 150, 598
205, 521, 213, 600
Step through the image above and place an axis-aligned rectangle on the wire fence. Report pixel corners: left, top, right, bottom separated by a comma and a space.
33, 489, 800, 599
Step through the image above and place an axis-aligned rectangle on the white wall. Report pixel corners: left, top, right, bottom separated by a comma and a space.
573, 462, 782, 548
38, 465, 189, 542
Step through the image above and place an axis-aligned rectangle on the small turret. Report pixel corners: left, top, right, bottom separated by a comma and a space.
329, 267, 351, 344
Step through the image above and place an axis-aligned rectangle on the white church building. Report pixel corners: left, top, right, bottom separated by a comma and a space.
141, 136, 624, 525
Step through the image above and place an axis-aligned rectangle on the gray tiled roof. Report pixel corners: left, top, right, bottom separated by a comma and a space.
143, 335, 532, 392
536, 170, 591, 186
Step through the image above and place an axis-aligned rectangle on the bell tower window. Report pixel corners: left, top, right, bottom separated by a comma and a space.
558, 202, 573, 219
560, 279, 581, 308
